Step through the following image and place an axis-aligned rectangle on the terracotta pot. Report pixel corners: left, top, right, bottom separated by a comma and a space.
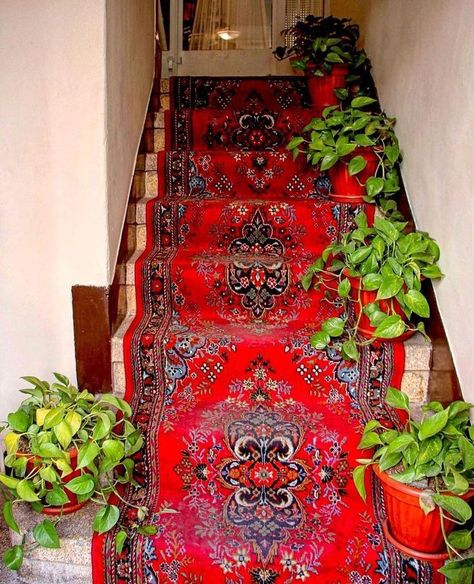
347, 274, 415, 342
374, 465, 474, 553
19, 448, 86, 516
382, 520, 448, 584
306, 64, 349, 107
328, 148, 379, 202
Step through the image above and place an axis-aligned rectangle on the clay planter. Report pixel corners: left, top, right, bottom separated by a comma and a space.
347, 275, 415, 342
328, 148, 379, 203
382, 520, 449, 584
306, 64, 349, 107
19, 448, 86, 516
374, 465, 474, 554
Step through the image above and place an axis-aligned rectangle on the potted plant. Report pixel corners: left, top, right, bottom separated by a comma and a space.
274, 15, 368, 107
0, 373, 157, 571
353, 387, 474, 584
287, 97, 402, 204
302, 212, 443, 361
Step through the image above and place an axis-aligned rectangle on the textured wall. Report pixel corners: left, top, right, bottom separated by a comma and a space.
332, 0, 474, 399
106, 0, 155, 278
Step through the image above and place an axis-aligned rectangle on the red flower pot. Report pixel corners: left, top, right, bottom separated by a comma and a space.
347, 275, 414, 342
306, 64, 349, 107
328, 148, 379, 202
375, 465, 474, 553
382, 520, 448, 584
19, 448, 87, 515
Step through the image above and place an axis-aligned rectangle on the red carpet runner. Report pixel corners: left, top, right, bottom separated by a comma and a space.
93, 77, 435, 583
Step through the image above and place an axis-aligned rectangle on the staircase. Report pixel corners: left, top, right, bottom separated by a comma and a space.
7, 75, 459, 583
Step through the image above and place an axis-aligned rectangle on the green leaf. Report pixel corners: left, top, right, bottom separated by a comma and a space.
99, 395, 132, 418
0, 473, 20, 490
373, 315, 406, 339
287, 136, 304, 150
342, 339, 360, 362
77, 442, 100, 469
418, 409, 450, 440
376, 275, 404, 300
374, 217, 400, 242
336, 143, 357, 157
33, 519, 60, 549
365, 177, 384, 199
458, 435, 474, 470
385, 433, 415, 455
7, 410, 30, 433
115, 529, 127, 554
3, 502, 20, 534
432, 494, 472, 523
362, 274, 383, 291
385, 144, 400, 164
3, 545, 24, 571
439, 559, 474, 584
386, 387, 410, 411
17, 479, 39, 502
338, 278, 351, 298
320, 153, 339, 171
39, 465, 58, 483
358, 431, 382, 449
93, 413, 112, 441
351, 96, 377, 109
390, 468, 416, 484
447, 530, 472, 550
45, 484, 69, 506
65, 474, 95, 495
353, 465, 367, 500
310, 331, 330, 349
301, 271, 313, 291
321, 317, 345, 337
137, 525, 158, 536
102, 439, 125, 462
417, 436, 443, 465
38, 443, 63, 458
404, 290, 430, 318
378, 451, 403, 471
348, 155, 367, 176
421, 264, 443, 279
92, 504, 120, 534
54, 420, 73, 450
65, 411, 82, 436
53, 372, 70, 385
43, 407, 65, 431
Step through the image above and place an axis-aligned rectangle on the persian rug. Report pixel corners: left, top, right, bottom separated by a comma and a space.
93, 77, 435, 583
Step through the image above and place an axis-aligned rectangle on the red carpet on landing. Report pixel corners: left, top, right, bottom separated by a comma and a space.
92, 77, 436, 584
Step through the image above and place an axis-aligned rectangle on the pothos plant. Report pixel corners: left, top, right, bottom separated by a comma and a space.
0, 374, 163, 571
287, 97, 402, 209
302, 212, 443, 361
354, 388, 474, 584
274, 15, 368, 82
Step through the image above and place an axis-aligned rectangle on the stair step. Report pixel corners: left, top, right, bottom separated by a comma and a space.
167, 107, 320, 151
9, 503, 97, 584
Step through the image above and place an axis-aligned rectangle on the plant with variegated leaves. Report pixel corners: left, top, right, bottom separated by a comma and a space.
354, 388, 474, 584
302, 212, 443, 361
0, 374, 169, 571
287, 97, 402, 213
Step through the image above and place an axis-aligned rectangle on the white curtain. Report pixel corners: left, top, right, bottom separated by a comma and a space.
284, 0, 324, 46
189, 0, 269, 50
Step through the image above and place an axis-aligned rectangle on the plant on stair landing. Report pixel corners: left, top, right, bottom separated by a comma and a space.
302, 212, 443, 361
0, 373, 155, 571
287, 97, 402, 212
274, 15, 368, 106
354, 387, 474, 584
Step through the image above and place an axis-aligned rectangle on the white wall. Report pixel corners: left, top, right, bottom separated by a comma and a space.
359, 1, 474, 399
106, 0, 155, 276
0, 1, 154, 417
